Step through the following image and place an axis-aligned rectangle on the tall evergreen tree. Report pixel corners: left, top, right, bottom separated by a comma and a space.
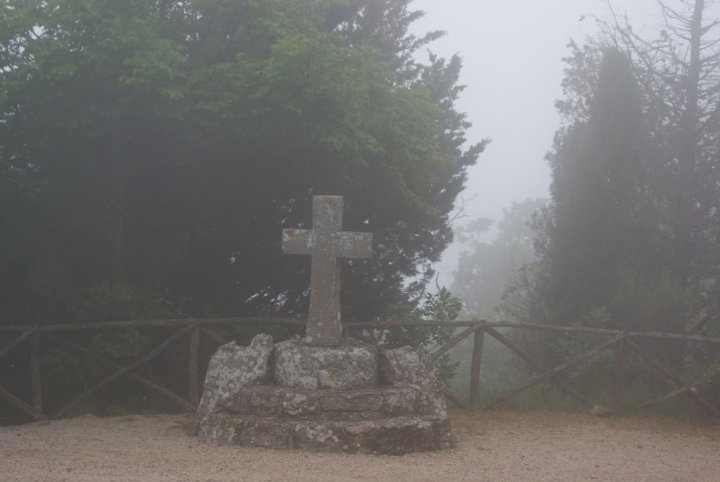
539, 48, 652, 327
602, 0, 720, 332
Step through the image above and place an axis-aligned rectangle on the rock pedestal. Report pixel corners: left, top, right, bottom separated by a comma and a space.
197, 335, 452, 455
274, 339, 378, 390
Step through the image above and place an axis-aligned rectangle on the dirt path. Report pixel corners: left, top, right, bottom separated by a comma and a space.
1, 409, 719, 481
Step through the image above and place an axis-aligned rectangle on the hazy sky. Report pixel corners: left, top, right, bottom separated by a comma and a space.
410, 0, 662, 283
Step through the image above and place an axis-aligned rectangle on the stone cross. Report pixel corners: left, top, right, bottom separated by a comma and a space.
282, 196, 372, 346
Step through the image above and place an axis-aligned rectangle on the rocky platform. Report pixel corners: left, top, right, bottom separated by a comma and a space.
197, 335, 452, 455
199, 412, 451, 455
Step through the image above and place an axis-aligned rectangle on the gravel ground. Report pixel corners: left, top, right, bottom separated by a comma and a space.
1, 409, 719, 481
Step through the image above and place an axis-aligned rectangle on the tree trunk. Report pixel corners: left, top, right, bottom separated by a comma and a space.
671, 0, 703, 282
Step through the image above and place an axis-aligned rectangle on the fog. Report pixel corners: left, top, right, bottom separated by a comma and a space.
411, 0, 661, 284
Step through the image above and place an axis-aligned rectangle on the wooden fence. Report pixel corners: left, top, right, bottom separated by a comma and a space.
350, 320, 720, 418
1, 318, 719, 422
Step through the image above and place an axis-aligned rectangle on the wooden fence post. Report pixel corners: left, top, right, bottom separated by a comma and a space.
612, 332, 626, 413
31, 331, 45, 420
188, 325, 200, 408
469, 325, 485, 407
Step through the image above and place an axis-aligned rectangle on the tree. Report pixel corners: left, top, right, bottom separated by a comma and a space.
451, 199, 544, 319
176, 0, 484, 320
601, 0, 720, 332
0, 0, 483, 326
506, 3, 720, 377
0, 0, 188, 321
537, 48, 655, 328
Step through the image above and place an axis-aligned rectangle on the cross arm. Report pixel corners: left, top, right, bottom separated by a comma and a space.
282, 228, 314, 255
332, 232, 372, 259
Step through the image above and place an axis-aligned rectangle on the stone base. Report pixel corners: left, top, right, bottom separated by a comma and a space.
198, 412, 452, 455
197, 335, 453, 454
215, 385, 431, 419
274, 339, 378, 390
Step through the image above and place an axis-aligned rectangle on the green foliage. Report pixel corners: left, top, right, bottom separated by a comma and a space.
492, 17, 720, 413
452, 199, 545, 319
416, 287, 463, 322
517, 40, 718, 375
24, 280, 183, 325
0, 0, 481, 327
610, 266, 697, 333
0, 1, 482, 416
542, 48, 652, 327
380, 287, 462, 387
602, 1, 720, 290
382, 288, 461, 348
42, 347, 105, 388
40, 329, 150, 412
90, 330, 151, 362
535, 0, 720, 341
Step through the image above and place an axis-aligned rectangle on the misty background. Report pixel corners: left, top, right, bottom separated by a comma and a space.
412, 0, 661, 284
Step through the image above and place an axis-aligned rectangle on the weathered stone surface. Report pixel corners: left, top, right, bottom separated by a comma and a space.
196, 334, 274, 420
328, 415, 453, 455
274, 339, 378, 390
282, 196, 372, 346
199, 412, 453, 454
198, 340, 452, 452
205, 385, 418, 420
199, 414, 294, 448
318, 390, 381, 412
279, 390, 320, 417
379, 346, 447, 417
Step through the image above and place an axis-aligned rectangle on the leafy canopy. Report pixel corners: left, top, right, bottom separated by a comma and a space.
0, 0, 482, 324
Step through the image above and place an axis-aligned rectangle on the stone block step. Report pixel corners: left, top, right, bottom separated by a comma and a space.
220, 385, 425, 420
274, 340, 378, 390
198, 413, 452, 455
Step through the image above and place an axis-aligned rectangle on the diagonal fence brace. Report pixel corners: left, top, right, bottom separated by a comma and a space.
625, 337, 720, 419
53, 325, 196, 419
0, 328, 35, 360
641, 363, 720, 408
483, 333, 624, 410
484, 326, 599, 409
430, 323, 483, 363
47, 334, 195, 413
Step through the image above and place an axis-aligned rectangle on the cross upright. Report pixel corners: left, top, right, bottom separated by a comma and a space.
282, 196, 372, 346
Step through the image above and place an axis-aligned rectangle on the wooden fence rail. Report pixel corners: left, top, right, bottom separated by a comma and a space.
351, 320, 720, 418
1, 318, 719, 422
